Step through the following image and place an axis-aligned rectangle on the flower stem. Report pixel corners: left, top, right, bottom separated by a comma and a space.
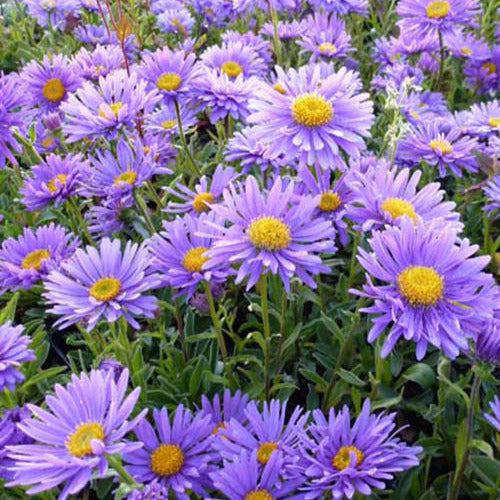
435, 30, 445, 90
174, 99, 201, 176
133, 191, 156, 234
107, 454, 140, 487
203, 281, 228, 361
259, 273, 272, 400
267, 1, 282, 66
67, 198, 97, 247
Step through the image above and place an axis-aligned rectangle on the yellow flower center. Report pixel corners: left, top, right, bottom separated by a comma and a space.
113, 170, 137, 186
212, 422, 226, 434
21, 249, 50, 270
192, 192, 215, 213
182, 246, 209, 272
247, 217, 291, 251
481, 62, 497, 75
42, 137, 56, 149
162, 120, 177, 130
488, 117, 500, 128
66, 422, 105, 458
47, 174, 68, 193
156, 72, 182, 91
410, 110, 421, 120
292, 93, 333, 127
425, 0, 450, 18
460, 46, 472, 56
332, 445, 364, 470
318, 191, 341, 212
150, 444, 184, 477
221, 61, 243, 78
256, 441, 278, 465
245, 491, 275, 500
429, 138, 453, 154
273, 83, 286, 94
99, 101, 124, 119
89, 276, 122, 301
398, 266, 444, 306
381, 198, 417, 223
319, 42, 337, 54
42, 78, 65, 102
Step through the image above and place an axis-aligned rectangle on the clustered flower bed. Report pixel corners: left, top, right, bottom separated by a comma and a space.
0, 0, 499, 499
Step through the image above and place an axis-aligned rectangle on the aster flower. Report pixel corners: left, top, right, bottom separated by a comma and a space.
247, 64, 374, 170
372, 61, 425, 90
6, 369, 145, 499
210, 450, 304, 500
85, 197, 134, 237
20, 153, 86, 211
75, 24, 138, 56
148, 212, 233, 298
123, 405, 215, 499
72, 45, 125, 81
80, 136, 156, 201
21, 54, 82, 113
0, 224, 79, 293
195, 70, 258, 124
484, 175, 500, 214
0, 322, 35, 392
354, 218, 496, 359
137, 48, 201, 104
157, 7, 196, 34
461, 100, 500, 137
400, 91, 449, 125
260, 19, 308, 40
0, 73, 29, 168
396, 0, 481, 38
201, 41, 267, 79
200, 389, 250, 434
206, 175, 336, 291
166, 164, 238, 215
222, 30, 273, 64
345, 163, 461, 232
43, 238, 160, 330
397, 122, 479, 177
23, 0, 80, 28
485, 396, 500, 432
144, 102, 198, 138
61, 69, 160, 142
298, 399, 422, 499
307, 0, 369, 16
444, 28, 489, 59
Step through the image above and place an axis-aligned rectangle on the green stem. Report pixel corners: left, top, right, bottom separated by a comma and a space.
133, 191, 156, 234
203, 281, 228, 361
259, 273, 272, 400
267, 0, 282, 66
12, 129, 43, 165
146, 180, 165, 209
67, 198, 97, 247
3, 388, 15, 408
274, 287, 288, 379
107, 454, 140, 487
346, 232, 361, 294
435, 30, 445, 90
174, 99, 200, 176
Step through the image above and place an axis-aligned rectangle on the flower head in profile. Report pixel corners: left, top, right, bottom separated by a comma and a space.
0, 322, 35, 392
61, 70, 160, 142
7, 369, 145, 499
248, 64, 373, 170
485, 396, 500, 432
484, 175, 500, 215
354, 218, 496, 359
20, 153, 86, 211
460, 100, 500, 137
157, 7, 196, 35
43, 238, 160, 330
298, 399, 422, 499
72, 45, 125, 81
206, 176, 336, 291
21, 54, 82, 113
200, 389, 250, 435
123, 405, 216, 499
0, 224, 79, 293
85, 197, 134, 238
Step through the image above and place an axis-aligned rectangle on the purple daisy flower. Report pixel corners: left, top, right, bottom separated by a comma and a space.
43, 238, 160, 330
396, 0, 481, 39
484, 175, 500, 214
222, 30, 273, 65
137, 48, 201, 104
85, 197, 133, 237
345, 163, 461, 232
397, 122, 479, 177
61, 69, 160, 142
72, 45, 125, 81
444, 28, 489, 59
307, 0, 369, 16
206, 175, 336, 291
201, 41, 267, 79
485, 396, 500, 432
260, 19, 308, 40
20, 54, 82, 113
0, 224, 79, 293
80, 136, 156, 201
148, 212, 233, 298
372, 61, 425, 90
195, 70, 258, 124
75, 24, 138, 57
166, 164, 239, 215
210, 449, 304, 500
463, 46, 500, 93
0, 73, 29, 168
461, 100, 500, 137
20, 153, 87, 211
353, 218, 496, 360
200, 389, 250, 434
0, 322, 35, 391
476, 315, 500, 363
22, 0, 80, 28
123, 405, 215, 499
157, 7, 196, 35
144, 102, 198, 138
298, 399, 422, 499
6, 369, 145, 499
247, 64, 374, 170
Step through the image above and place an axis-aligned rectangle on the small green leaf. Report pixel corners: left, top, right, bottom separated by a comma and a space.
336, 368, 366, 387
396, 363, 436, 389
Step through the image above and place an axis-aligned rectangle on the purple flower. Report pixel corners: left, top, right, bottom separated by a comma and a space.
460, 99, 500, 137
72, 45, 125, 81
157, 7, 196, 35
43, 238, 160, 330
23, 0, 80, 28
200, 389, 250, 434
222, 30, 273, 64
6, 369, 145, 499
123, 405, 215, 499
144, 102, 198, 138
20, 54, 82, 113
75, 24, 138, 56
353, 218, 496, 359
20, 153, 86, 211
0, 322, 35, 391
298, 399, 422, 499
307, 0, 369, 16
485, 396, 500, 432
248, 64, 374, 170
484, 175, 500, 214
0, 224, 79, 293
85, 197, 133, 238
206, 175, 336, 291
260, 19, 308, 39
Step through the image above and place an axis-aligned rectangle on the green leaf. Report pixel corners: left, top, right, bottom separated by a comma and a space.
299, 368, 327, 389
336, 368, 366, 387
454, 418, 467, 466
0, 292, 19, 324
189, 358, 204, 396
470, 439, 494, 458
469, 456, 500, 487
396, 363, 435, 389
